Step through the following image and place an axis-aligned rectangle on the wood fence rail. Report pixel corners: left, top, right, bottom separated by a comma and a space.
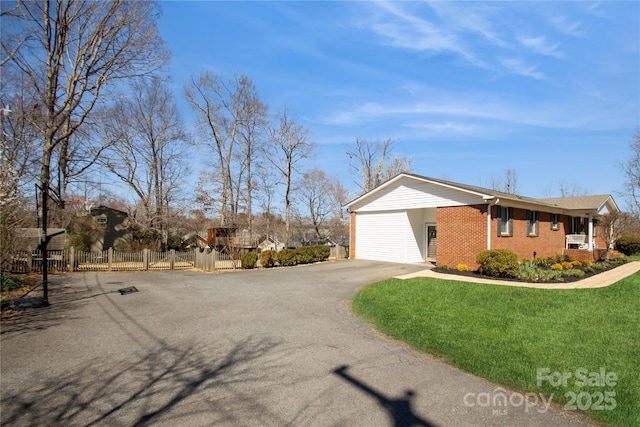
8, 248, 240, 273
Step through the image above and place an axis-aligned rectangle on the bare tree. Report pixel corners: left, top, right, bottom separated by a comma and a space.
622, 129, 640, 218
102, 77, 190, 248
598, 211, 637, 260
490, 167, 519, 194
346, 138, 412, 193
185, 72, 267, 228
298, 169, 334, 241
266, 109, 315, 245
2, 0, 168, 198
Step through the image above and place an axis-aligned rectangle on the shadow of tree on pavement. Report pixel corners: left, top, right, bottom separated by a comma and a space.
1, 335, 287, 426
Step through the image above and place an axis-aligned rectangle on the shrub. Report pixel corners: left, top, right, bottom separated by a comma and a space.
519, 262, 563, 282
438, 264, 448, 270
295, 247, 315, 265
241, 251, 258, 269
277, 249, 297, 267
563, 269, 585, 278
611, 257, 629, 266
561, 261, 574, 270
476, 249, 519, 278
582, 259, 592, 266
615, 236, 640, 255
550, 263, 563, 271
1, 273, 27, 292
260, 250, 276, 268
457, 264, 469, 272
313, 245, 331, 261
571, 260, 583, 267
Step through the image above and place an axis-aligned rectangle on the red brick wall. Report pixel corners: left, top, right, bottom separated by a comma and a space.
436, 205, 613, 269
349, 211, 356, 259
436, 205, 488, 269
490, 208, 567, 262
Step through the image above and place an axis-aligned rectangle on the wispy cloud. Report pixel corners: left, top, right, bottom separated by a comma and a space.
549, 15, 584, 37
518, 36, 564, 58
500, 58, 546, 80
366, 1, 485, 67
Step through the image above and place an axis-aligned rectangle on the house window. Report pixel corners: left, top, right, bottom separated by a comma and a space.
551, 214, 560, 231
527, 210, 539, 236
570, 217, 584, 234
497, 206, 513, 237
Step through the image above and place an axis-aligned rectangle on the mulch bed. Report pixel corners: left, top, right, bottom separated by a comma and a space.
432, 263, 626, 284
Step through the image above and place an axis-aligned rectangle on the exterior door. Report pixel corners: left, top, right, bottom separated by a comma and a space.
426, 224, 437, 260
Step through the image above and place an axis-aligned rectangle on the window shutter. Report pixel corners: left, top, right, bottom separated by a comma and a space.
508, 208, 514, 237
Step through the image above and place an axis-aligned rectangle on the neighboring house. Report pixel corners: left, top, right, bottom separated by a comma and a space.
89, 205, 131, 252
257, 236, 286, 252
346, 173, 621, 268
15, 228, 66, 251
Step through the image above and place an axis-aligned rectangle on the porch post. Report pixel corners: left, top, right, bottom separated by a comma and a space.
587, 213, 594, 250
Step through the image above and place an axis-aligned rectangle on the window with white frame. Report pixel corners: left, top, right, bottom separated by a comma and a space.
551, 213, 560, 231
527, 210, 539, 236
497, 206, 513, 236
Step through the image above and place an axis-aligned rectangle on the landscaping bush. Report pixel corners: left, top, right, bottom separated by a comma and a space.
563, 268, 585, 278
561, 261, 574, 270
313, 245, 331, 261
615, 236, 640, 255
260, 250, 276, 268
277, 249, 298, 267
1, 273, 27, 292
518, 261, 563, 282
241, 251, 258, 269
476, 249, 519, 278
550, 263, 563, 271
457, 264, 469, 272
295, 246, 315, 265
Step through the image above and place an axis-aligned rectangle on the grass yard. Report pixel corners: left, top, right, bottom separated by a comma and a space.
352, 269, 640, 427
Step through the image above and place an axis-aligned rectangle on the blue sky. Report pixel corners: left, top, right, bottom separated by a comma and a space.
158, 1, 639, 207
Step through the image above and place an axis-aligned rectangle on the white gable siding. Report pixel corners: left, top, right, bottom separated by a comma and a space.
351, 177, 484, 212
356, 210, 424, 263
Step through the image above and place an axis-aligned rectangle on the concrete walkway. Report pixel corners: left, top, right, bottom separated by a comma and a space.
395, 261, 640, 289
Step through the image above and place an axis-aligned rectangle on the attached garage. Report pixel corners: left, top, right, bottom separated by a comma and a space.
355, 210, 425, 263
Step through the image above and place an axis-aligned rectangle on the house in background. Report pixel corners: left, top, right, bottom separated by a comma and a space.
89, 205, 131, 252
257, 236, 286, 252
15, 228, 66, 252
346, 173, 621, 268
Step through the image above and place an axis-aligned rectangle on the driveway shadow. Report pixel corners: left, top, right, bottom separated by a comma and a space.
333, 365, 437, 427
1, 336, 285, 426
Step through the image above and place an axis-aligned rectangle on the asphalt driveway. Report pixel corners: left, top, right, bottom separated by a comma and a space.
1, 260, 593, 426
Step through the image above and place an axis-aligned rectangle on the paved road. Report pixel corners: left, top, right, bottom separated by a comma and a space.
1, 260, 593, 426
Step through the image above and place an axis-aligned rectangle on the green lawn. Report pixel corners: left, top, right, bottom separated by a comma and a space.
352, 269, 640, 427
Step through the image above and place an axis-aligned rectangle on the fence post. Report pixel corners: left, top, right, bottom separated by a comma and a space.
69, 247, 75, 272
170, 249, 175, 270
27, 247, 32, 273
211, 249, 216, 272
143, 249, 149, 271
108, 247, 113, 271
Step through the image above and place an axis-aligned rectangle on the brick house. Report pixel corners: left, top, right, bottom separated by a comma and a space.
346, 173, 620, 268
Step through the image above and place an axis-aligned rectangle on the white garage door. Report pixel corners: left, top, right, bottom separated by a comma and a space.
356, 210, 423, 263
